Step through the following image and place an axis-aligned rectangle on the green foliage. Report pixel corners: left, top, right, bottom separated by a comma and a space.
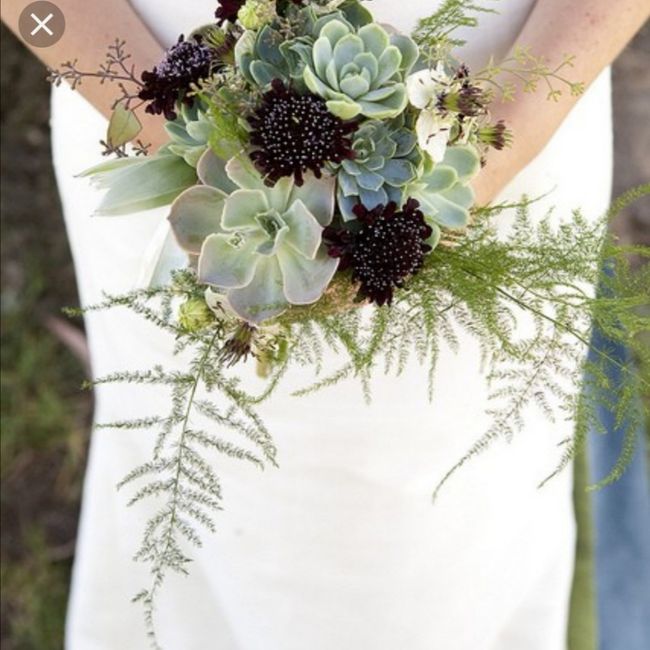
107, 104, 142, 149
79, 154, 197, 217
412, 1, 583, 103
412, 0, 499, 60
84, 187, 649, 645
1, 247, 88, 650
80, 271, 281, 648
476, 46, 586, 103
194, 73, 254, 160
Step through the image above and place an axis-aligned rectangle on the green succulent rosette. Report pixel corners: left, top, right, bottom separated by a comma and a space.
168, 154, 339, 323
295, 19, 418, 120
234, 2, 375, 88
235, 24, 294, 87
336, 119, 420, 220
407, 144, 481, 246
164, 103, 213, 167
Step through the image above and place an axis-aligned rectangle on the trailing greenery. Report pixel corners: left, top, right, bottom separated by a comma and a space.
412, 0, 499, 60
81, 185, 649, 645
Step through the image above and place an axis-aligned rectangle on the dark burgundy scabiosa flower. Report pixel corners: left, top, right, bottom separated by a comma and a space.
215, 0, 245, 25
139, 35, 214, 120
248, 79, 358, 187
324, 199, 433, 306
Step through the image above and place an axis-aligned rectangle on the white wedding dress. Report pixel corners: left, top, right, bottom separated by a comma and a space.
52, 2, 613, 649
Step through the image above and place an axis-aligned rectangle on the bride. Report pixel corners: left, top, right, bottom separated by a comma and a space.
2, 1, 647, 648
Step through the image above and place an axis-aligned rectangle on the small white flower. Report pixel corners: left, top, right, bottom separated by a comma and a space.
415, 111, 454, 162
205, 288, 239, 321
406, 63, 449, 109
407, 63, 455, 162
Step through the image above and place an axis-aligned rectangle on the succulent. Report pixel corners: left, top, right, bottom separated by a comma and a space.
168, 155, 338, 323
235, 24, 295, 86
294, 19, 418, 120
335, 119, 420, 220
406, 144, 481, 245
79, 153, 197, 216
234, 4, 375, 89
164, 103, 214, 167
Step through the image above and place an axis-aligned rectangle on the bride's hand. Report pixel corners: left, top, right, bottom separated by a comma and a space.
470, 0, 649, 206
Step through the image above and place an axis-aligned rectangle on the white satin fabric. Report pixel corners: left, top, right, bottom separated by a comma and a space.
53, 2, 613, 649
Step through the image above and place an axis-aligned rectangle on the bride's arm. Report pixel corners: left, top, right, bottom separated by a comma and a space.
474, 0, 649, 205
1, 0, 168, 150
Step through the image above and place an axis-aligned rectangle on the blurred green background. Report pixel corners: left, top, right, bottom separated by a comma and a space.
1, 21, 648, 650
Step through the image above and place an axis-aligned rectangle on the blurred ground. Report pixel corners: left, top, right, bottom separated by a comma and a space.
1, 22, 91, 650
1, 19, 649, 650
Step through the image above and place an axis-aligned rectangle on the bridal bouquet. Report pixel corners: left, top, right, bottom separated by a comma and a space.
49, 0, 649, 644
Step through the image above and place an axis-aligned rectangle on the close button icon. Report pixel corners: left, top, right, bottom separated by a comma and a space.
18, 1, 65, 48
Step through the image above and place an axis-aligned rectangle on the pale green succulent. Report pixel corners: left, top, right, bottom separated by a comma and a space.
168, 154, 338, 323
164, 103, 213, 167
234, 4, 374, 88
336, 119, 420, 220
295, 19, 418, 120
406, 144, 481, 246
235, 24, 294, 87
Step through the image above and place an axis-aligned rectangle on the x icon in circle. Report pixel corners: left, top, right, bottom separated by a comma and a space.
18, 2, 65, 47
30, 12, 54, 36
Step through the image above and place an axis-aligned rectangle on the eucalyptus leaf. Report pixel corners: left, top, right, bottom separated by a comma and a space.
107, 104, 142, 149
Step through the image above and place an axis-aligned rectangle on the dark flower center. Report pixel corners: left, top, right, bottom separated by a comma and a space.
324, 199, 433, 306
248, 79, 358, 186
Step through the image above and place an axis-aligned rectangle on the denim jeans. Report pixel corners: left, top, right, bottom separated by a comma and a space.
587, 328, 650, 650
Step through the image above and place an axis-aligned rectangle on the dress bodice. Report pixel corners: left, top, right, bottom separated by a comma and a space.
133, 0, 537, 69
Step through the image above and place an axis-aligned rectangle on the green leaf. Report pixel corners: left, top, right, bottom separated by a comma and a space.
442, 144, 481, 182
77, 156, 143, 185
107, 104, 142, 149
168, 185, 227, 254
93, 154, 197, 216
277, 245, 339, 305
227, 256, 288, 323
339, 0, 374, 28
